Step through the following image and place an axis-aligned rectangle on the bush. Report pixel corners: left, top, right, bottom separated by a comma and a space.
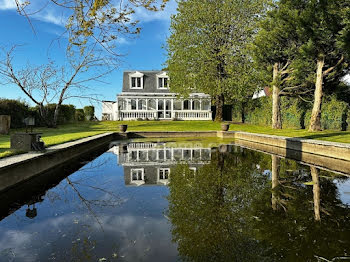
83, 106, 95, 121
246, 95, 348, 130
304, 96, 348, 130
75, 109, 85, 121
245, 97, 272, 126
0, 99, 31, 128
59, 104, 76, 123
31, 104, 77, 126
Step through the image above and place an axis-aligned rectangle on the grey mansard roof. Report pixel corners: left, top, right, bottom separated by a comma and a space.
122, 70, 170, 93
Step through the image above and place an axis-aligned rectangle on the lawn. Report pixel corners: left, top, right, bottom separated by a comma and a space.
1, 120, 350, 159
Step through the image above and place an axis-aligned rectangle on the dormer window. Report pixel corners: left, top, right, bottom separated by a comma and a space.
158, 77, 168, 89
129, 71, 144, 89
131, 77, 142, 88
157, 72, 169, 89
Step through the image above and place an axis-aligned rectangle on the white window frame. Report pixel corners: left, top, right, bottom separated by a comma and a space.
130, 168, 144, 181
158, 168, 170, 180
129, 71, 144, 89
157, 72, 169, 89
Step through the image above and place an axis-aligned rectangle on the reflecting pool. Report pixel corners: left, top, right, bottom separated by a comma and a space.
0, 140, 350, 262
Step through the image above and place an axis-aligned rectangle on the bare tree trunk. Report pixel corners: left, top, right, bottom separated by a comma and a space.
309, 56, 325, 131
215, 94, 224, 122
38, 104, 54, 128
241, 101, 246, 123
53, 104, 61, 128
272, 63, 282, 129
310, 166, 321, 221
271, 155, 280, 210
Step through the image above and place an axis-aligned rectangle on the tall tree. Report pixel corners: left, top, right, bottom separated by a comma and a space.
251, 0, 312, 129
166, 0, 266, 121
295, 0, 350, 131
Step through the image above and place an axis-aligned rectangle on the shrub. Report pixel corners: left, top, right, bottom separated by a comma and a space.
31, 104, 77, 126
75, 109, 85, 121
0, 99, 31, 128
304, 96, 348, 130
83, 106, 95, 121
245, 97, 272, 126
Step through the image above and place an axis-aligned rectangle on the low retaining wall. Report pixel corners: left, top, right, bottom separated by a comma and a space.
125, 131, 217, 138
233, 131, 350, 162
0, 133, 116, 192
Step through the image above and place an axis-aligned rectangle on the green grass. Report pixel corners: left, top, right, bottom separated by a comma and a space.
1, 120, 350, 159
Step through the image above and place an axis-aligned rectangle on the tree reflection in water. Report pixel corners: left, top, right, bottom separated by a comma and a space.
167, 148, 350, 262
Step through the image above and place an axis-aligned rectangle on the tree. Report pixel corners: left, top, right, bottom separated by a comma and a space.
166, 0, 266, 121
14, 0, 169, 55
0, 46, 113, 127
295, 0, 350, 131
251, 0, 313, 129
83, 106, 95, 120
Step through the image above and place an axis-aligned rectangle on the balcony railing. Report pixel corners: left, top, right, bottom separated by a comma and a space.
118, 110, 212, 120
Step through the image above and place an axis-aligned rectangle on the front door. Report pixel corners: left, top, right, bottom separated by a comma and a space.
157, 99, 172, 119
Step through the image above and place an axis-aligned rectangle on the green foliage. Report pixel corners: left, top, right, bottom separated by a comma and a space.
75, 109, 85, 122
83, 106, 95, 120
166, 0, 266, 101
31, 104, 77, 126
0, 99, 31, 128
246, 97, 272, 126
247, 96, 349, 130
304, 96, 349, 131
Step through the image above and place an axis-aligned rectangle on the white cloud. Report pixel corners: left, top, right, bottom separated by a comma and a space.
36, 11, 66, 26
0, 0, 18, 10
131, 0, 178, 23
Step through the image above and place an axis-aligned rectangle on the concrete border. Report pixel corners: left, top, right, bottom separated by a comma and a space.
231, 131, 350, 162
0, 133, 116, 192
125, 131, 218, 138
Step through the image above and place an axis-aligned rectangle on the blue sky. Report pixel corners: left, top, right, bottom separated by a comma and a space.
0, 0, 177, 117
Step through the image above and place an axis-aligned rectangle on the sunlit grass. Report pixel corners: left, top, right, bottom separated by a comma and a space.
1, 120, 349, 159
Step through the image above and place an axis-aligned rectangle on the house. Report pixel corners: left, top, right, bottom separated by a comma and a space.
109, 142, 211, 186
102, 70, 212, 120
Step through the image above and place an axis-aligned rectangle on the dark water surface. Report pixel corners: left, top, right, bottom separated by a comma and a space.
0, 140, 350, 262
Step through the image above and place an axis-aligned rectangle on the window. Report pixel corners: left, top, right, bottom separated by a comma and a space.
129, 71, 144, 89
148, 99, 156, 110
131, 77, 142, 89
131, 99, 136, 110
158, 100, 164, 110
202, 100, 211, 110
173, 100, 182, 110
138, 99, 146, 110
159, 168, 170, 180
131, 169, 144, 181
183, 100, 190, 110
193, 100, 200, 110
158, 77, 169, 89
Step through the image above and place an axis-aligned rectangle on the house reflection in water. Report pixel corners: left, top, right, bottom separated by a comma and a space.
111, 142, 212, 186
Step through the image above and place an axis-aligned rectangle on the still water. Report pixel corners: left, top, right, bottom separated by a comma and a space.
0, 139, 350, 262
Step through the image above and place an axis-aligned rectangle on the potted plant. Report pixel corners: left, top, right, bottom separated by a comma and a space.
221, 123, 230, 131
119, 124, 128, 132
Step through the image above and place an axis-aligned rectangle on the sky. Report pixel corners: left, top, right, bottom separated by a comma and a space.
0, 0, 178, 118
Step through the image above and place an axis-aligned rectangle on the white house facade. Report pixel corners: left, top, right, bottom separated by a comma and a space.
102, 70, 212, 121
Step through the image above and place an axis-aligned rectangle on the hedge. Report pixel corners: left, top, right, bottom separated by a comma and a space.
0, 98, 87, 128
0, 99, 31, 128
245, 95, 349, 131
